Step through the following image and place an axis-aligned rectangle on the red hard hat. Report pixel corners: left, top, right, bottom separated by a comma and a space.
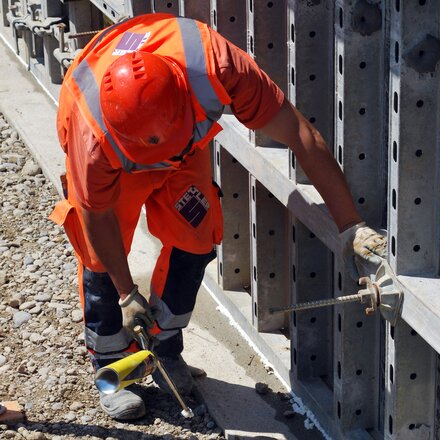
100, 51, 193, 165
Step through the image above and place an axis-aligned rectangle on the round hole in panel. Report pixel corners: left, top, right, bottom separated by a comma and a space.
310, 272, 316, 278
310, 317, 317, 323
310, 355, 317, 361
268, 42, 274, 49
229, 16, 236, 22
234, 268, 240, 274
415, 149, 423, 157
166, 2, 172, 7
419, 0, 426, 4
356, 321, 363, 328
309, 117, 316, 123
309, 31, 316, 38
358, 197, 365, 204
268, 230, 275, 236
233, 233, 239, 239
359, 153, 366, 160
233, 193, 239, 198
414, 197, 421, 205
359, 108, 366, 115
359, 61, 366, 69
409, 424, 416, 430
267, 1, 274, 7
309, 74, 316, 81
413, 245, 421, 252
269, 272, 275, 279
355, 409, 362, 416
356, 369, 363, 376
410, 373, 417, 380
416, 99, 424, 108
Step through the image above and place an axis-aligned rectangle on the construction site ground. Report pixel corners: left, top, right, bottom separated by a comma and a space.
0, 38, 325, 440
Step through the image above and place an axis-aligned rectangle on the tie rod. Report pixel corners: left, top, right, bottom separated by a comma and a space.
270, 261, 403, 326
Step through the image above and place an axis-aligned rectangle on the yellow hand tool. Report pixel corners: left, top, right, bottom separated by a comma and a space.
94, 319, 194, 418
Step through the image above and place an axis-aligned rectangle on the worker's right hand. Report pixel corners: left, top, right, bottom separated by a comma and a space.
118, 285, 155, 330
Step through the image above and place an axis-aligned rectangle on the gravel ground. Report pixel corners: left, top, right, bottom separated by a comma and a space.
0, 113, 225, 440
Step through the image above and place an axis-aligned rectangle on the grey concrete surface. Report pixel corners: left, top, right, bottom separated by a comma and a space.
0, 37, 325, 439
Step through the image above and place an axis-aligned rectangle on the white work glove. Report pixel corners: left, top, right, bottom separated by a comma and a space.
340, 222, 387, 281
118, 285, 155, 330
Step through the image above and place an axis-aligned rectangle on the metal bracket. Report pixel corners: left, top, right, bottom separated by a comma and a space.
365, 260, 404, 326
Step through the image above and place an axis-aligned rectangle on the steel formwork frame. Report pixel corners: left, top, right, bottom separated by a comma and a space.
1, 1, 440, 439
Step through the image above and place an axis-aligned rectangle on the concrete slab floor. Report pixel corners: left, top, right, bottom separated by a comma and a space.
0, 37, 326, 440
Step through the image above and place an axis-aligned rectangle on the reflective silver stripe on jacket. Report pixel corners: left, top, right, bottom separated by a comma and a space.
72, 59, 172, 173
177, 17, 224, 147
85, 326, 133, 354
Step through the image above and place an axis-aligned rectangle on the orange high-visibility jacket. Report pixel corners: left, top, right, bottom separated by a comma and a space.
57, 13, 232, 173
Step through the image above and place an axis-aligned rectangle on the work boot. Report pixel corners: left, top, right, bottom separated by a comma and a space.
152, 355, 194, 395
99, 384, 146, 420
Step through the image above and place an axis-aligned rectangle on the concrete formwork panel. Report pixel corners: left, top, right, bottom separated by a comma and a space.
384, 319, 436, 439
250, 176, 289, 332
214, 141, 251, 293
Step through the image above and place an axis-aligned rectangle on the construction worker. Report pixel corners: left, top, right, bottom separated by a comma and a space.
50, 13, 386, 420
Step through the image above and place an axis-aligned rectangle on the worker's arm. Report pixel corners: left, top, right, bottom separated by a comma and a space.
260, 98, 387, 278
260, 97, 361, 232
82, 207, 134, 298
82, 207, 155, 328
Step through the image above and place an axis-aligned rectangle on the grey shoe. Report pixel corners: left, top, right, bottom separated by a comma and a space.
99, 385, 146, 420
152, 355, 194, 395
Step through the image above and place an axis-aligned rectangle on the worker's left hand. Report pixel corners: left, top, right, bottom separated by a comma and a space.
340, 222, 387, 281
